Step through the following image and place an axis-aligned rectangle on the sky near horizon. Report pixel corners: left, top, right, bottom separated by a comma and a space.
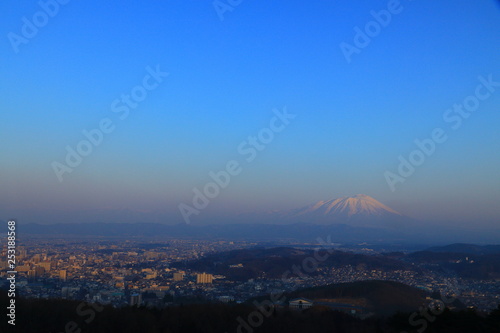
0, 0, 499, 227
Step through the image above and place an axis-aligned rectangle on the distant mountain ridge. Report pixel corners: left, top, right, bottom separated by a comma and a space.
17, 222, 500, 245
18, 222, 425, 247
425, 243, 500, 255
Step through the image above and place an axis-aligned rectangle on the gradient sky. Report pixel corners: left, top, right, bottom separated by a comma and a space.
1, 0, 499, 227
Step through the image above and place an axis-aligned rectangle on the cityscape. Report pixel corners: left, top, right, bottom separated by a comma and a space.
2, 236, 499, 313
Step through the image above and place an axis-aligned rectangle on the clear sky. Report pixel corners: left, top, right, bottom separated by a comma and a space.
1, 0, 499, 227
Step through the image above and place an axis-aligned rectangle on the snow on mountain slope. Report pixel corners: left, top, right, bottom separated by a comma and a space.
277, 194, 407, 226
288, 194, 401, 218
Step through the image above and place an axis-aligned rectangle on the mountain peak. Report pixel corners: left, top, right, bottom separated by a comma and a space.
318, 194, 401, 217
280, 194, 404, 226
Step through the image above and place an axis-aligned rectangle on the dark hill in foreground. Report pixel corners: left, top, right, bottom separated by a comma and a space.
1, 290, 499, 333
287, 280, 427, 315
248, 280, 430, 316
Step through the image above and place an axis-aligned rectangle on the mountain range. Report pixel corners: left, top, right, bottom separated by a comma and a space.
8, 195, 500, 244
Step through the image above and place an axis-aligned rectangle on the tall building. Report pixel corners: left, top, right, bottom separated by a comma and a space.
130, 293, 142, 306
18, 247, 27, 260
173, 272, 184, 282
34, 266, 45, 276
32, 254, 41, 264
61, 287, 70, 298
61, 287, 79, 299
16, 265, 30, 272
39, 261, 51, 272
196, 273, 213, 284
59, 270, 67, 281
28, 269, 37, 282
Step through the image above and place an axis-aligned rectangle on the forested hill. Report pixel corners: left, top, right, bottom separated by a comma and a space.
1, 290, 499, 333
172, 247, 415, 281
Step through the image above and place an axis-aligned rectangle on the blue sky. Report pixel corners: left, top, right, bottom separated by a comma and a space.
0, 0, 499, 226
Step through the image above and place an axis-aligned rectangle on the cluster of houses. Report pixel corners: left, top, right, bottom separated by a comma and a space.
288, 298, 367, 316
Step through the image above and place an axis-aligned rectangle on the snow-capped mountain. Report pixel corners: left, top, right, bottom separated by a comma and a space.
272, 194, 408, 227
287, 194, 400, 218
